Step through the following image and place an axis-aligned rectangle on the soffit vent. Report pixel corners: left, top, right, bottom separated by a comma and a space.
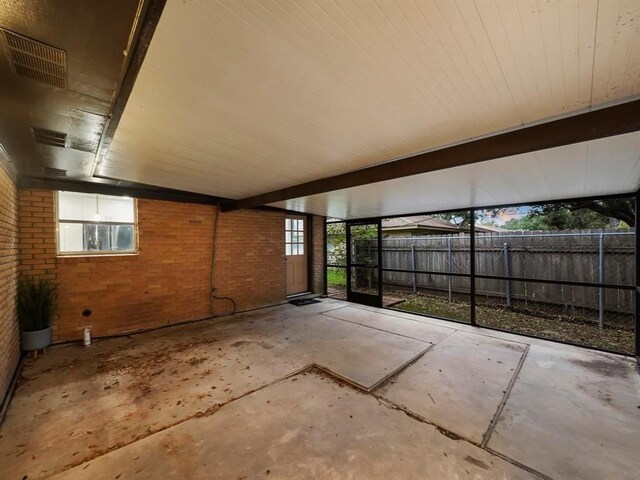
1, 28, 67, 89
32, 127, 68, 148
41, 166, 67, 177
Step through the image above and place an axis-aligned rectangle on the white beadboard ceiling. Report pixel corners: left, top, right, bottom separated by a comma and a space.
102, 0, 640, 216
269, 131, 640, 219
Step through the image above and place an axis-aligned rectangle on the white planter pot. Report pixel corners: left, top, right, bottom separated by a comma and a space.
21, 326, 52, 351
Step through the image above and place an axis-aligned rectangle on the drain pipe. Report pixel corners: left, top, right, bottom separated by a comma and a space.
210, 204, 237, 316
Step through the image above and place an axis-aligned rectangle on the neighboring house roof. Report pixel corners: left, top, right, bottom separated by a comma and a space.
475, 223, 508, 233
382, 216, 507, 234
382, 216, 461, 232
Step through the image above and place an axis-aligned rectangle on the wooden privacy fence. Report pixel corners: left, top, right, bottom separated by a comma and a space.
377, 229, 635, 319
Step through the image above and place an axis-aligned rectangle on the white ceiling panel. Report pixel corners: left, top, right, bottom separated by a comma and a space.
100, 0, 640, 206
269, 132, 640, 219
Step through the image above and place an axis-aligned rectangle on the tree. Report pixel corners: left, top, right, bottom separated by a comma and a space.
326, 223, 346, 265
502, 200, 634, 231
542, 199, 635, 228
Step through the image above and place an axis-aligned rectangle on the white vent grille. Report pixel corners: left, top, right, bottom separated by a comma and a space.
1, 29, 66, 89
32, 127, 68, 148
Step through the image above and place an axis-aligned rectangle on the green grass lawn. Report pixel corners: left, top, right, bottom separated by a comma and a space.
327, 268, 346, 287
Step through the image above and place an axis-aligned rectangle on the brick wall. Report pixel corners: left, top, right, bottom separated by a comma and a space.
17, 190, 215, 341
0, 167, 19, 403
312, 215, 325, 294
18, 189, 57, 279
16, 189, 325, 342
55, 198, 216, 340
211, 209, 286, 315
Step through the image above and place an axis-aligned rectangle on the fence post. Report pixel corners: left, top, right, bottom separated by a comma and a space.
447, 236, 452, 302
599, 231, 605, 329
503, 242, 511, 306
411, 244, 416, 293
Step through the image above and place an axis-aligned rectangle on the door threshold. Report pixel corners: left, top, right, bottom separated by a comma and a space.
286, 291, 312, 299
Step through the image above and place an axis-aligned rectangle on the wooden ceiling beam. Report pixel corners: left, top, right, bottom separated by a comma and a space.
223, 99, 640, 212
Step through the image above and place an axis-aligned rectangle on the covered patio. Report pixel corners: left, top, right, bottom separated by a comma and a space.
1, 1, 639, 479
2, 299, 638, 479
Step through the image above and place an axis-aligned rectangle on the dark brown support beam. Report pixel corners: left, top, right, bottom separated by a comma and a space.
224, 99, 640, 212
91, 0, 167, 177
19, 176, 231, 207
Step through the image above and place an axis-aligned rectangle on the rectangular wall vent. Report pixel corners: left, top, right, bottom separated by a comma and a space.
1, 29, 67, 89
41, 166, 67, 177
32, 127, 68, 148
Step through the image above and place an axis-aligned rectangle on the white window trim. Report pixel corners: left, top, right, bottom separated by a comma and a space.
55, 191, 139, 257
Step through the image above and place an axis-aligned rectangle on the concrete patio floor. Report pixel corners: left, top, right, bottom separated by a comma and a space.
1, 299, 638, 479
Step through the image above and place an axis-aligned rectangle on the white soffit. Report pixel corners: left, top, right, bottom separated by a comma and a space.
100, 0, 640, 200
268, 132, 640, 219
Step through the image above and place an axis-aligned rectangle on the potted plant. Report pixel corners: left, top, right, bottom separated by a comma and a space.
17, 277, 57, 352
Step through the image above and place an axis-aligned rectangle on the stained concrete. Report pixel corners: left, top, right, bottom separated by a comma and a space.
1, 299, 639, 479
377, 330, 527, 444
487, 344, 640, 480
52, 372, 535, 480
0, 300, 426, 479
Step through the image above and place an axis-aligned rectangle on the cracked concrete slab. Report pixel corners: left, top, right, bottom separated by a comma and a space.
0, 300, 428, 479
2, 300, 638, 480
377, 330, 527, 444
305, 315, 430, 390
488, 344, 640, 480
51, 372, 535, 480
322, 305, 454, 344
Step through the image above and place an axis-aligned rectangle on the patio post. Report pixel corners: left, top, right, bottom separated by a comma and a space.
599, 230, 605, 329
635, 193, 639, 359
447, 236, 452, 302
470, 209, 477, 326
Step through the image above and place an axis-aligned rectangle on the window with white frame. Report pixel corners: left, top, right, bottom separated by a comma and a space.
57, 191, 137, 255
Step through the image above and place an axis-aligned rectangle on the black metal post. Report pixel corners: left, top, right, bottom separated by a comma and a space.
306, 214, 313, 294
470, 208, 477, 326
635, 193, 640, 360
323, 217, 328, 296
377, 218, 383, 308
346, 222, 352, 299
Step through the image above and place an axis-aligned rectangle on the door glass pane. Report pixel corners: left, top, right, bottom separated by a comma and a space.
327, 222, 346, 266
286, 244, 292, 255
285, 231, 292, 242
350, 224, 378, 266
350, 267, 379, 296
298, 244, 304, 255
286, 219, 291, 230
